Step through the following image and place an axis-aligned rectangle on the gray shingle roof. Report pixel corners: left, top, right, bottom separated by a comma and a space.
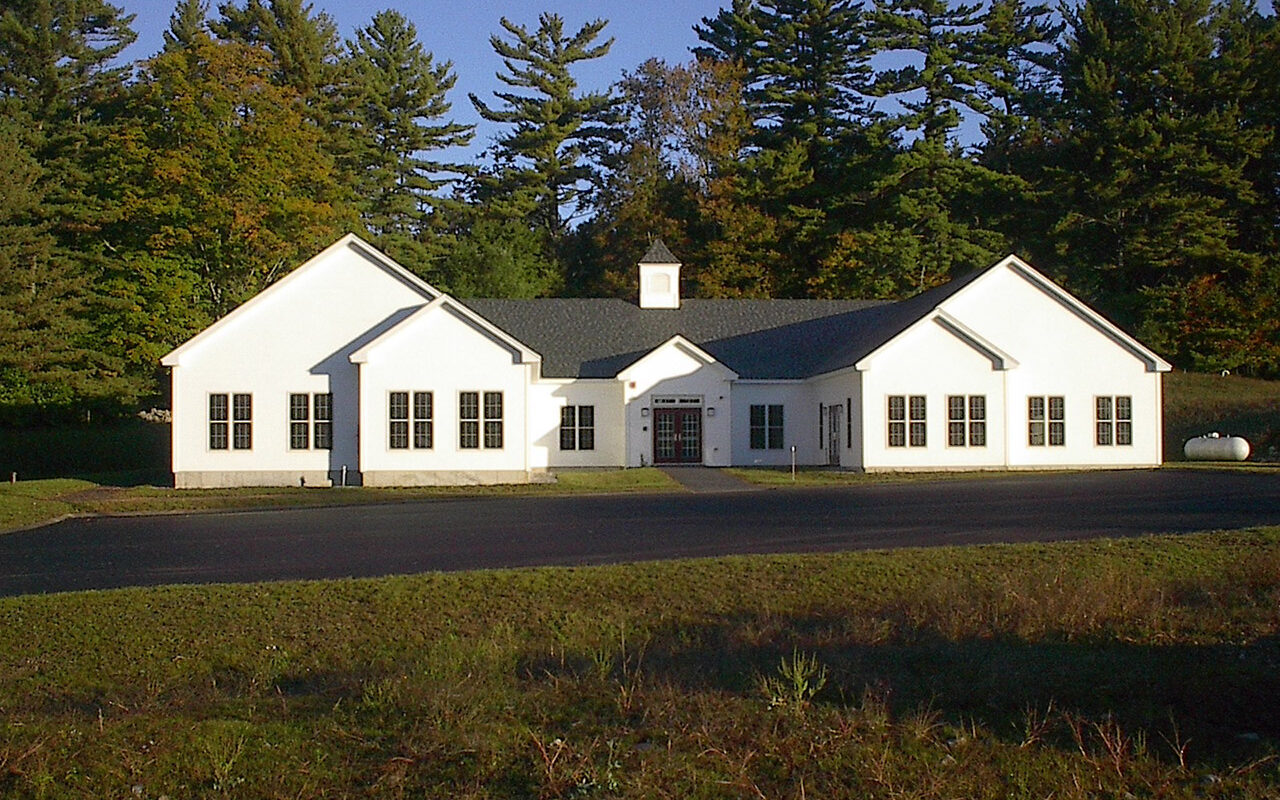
465, 266, 988, 379
639, 239, 679, 264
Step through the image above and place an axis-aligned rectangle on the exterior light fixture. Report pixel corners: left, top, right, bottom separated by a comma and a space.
706, 407, 716, 417
640, 407, 649, 417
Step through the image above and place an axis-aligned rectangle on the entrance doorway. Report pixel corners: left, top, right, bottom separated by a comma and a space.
653, 407, 702, 464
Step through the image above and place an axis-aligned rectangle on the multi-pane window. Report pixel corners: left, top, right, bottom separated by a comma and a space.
290, 392, 334, 450
232, 393, 252, 449
388, 391, 430, 450
908, 395, 927, 447
484, 392, 504, 449
413, 392, 433, 449
459, 392, 479, 449
389, 391, 410, 449
313, 393, 333, 450
749, 404, 784, 450
290, 393, 310, 449
559, 405, 595, 450
1096, 395, 1132, 446
1029, 396, 1065, 446
460, 391, 504, 449
888, 395, 906, 447
888, 395, 926, 447
209, 394, 229, 450
947, 395, 986, 447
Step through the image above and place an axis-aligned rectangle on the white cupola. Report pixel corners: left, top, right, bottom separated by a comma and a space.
638, 239, 681, 309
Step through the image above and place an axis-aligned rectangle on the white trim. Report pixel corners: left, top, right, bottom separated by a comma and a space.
349, 294, 541, 367
616, 335, 739, 382
162, 233, 439, 367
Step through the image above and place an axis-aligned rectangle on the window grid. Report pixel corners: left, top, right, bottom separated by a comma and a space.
313, 393, 333, 450
459, 391, 479, 449
209, 394, 229, 450
483, 392, 503, 449
1096, 395, 1133, 446
232, 393, 252, 450
888, 395, 906, 447
289, 393, 310, 450
1029, 396, 1065, 447
560, 405, 596, 451
946, 395, 987, 447
749, 404, 784, 450
413, 391, 433, 449
389, 391, 409, 449
908, 395, 926, 447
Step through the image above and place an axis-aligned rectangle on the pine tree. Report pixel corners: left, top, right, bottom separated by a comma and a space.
0, 122, 125, 415
1048, 0, 1271, 371
468, 13, 623, 260
164, 0, 208, 52
342, 10, 473, 272
213, 0, 339, 96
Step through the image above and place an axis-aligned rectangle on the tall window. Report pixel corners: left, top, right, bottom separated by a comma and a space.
484, 392, 504, 449
459, 392, 479, 449
749, 404, 784, 449
460, 391, 503, 449
1096, 396, 1132, 446
290, 393, 310, 449
887, 395, 906, 447
413, 392, 433, 449
908, 395, 927, 447
947, 395, 986, 447
313, 394, 333, 450
1029, 396, 1065, 446
389, 392, 410, 449
232, 393, 252, 450
559, 405, 595, 450
888, 395, 926, 447
209, 394, 229, 450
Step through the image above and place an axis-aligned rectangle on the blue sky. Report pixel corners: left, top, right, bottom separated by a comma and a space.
119, 0, 730, 160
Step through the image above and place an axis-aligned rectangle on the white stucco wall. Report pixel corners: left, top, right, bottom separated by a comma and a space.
942, 267, 1163, 468
729, 382, 814, 467
859, 320, 1009, 470
858, 264, 1163, 470
529, 379, 626, 468
619, 341, 736, 467
167, 242, 434, 486
354, 304, 534, 484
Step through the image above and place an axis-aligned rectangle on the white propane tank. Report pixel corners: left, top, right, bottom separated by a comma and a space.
1183, 433, 1251, 462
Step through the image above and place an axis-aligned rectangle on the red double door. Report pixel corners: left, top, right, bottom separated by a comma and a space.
653, 408, 702, 464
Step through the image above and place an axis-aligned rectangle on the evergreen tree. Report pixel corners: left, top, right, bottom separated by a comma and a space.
1048, 0, 1272, 372
213, 0, 339, 96
164, 0, 208, 52
343, 10, 473, 272
0, 122, 126, 415
694, 0, 879, 295
469, 13, 623, 263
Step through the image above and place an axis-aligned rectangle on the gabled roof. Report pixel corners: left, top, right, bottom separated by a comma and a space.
616, 335, 739, 381
161, 234, 440, 367
349, 294, 541, 366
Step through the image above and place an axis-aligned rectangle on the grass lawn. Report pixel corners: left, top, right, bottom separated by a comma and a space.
1, 528, 1277, 797
0, 468, 681, 533
1164, 371, 1280, 460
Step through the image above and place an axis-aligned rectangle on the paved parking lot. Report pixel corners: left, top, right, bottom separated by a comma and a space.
2, 469, 1279, 596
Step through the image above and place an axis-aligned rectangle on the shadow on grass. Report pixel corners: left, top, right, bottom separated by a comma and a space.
530, 615, 1280, 769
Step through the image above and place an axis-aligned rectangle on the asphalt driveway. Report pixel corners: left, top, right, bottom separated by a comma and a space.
2, 469, 1279, 597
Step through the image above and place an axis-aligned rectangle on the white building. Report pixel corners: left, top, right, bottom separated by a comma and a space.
161, 234, 1171, 487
